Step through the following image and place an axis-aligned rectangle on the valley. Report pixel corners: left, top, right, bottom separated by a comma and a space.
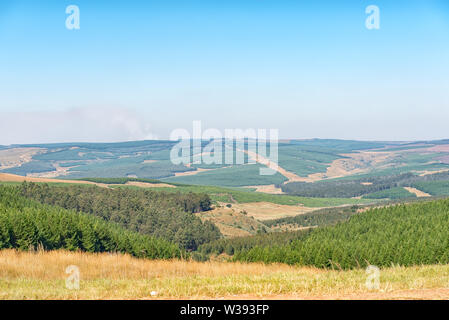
1, 139, 449, 300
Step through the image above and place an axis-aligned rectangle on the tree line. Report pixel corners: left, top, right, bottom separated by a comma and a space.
0, 186, 182, 259
18, 182, 221, 250
280, 171, 449, 198
196, 229, 312, 259
264, 206, 360, 229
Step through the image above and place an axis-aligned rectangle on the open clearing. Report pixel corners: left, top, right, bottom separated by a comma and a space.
225, 202, 315, 221
0, 148, 44, 170
174, 167, 213, 177
0, 250, 448, 300
198, 206, 265, 237
124, 181, 176, 188
417, 169, 449, 176
243, 184, 284, 194
404, 187, 431, 198
304, 151, 395, 182
28, 163, 77, 178
0, 172, 107, 186
0, 173, 175, 189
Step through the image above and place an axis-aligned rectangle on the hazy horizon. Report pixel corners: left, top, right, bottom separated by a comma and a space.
1, 134, 447, 147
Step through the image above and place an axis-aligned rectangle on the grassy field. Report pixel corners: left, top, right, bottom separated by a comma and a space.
363, 187, 416, 200
0, 250, 448, 300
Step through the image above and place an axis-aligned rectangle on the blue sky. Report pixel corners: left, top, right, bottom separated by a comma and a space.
0, 0, 448, 144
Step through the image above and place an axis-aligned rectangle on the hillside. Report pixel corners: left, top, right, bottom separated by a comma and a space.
15, 182, 220, 250
0, 187, 181, 259
234, 198, 449, 269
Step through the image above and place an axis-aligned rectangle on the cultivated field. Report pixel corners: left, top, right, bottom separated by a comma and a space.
0, 250, 448, 300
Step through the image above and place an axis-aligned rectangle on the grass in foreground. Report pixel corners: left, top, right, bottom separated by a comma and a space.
0, 250, 448, 300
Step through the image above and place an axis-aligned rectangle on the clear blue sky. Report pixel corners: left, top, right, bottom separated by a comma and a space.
0, 0, 448, 144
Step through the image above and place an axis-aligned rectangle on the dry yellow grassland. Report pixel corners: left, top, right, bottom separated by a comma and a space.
1, 250, 448, 300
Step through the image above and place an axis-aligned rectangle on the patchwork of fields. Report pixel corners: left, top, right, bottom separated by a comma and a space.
2, 139, 449, 193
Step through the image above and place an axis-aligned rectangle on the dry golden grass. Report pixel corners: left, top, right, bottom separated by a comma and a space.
197, 207, 264, 237
0, 172, 108, 187
0, 173, 176, 189
230, 202, 315, 221
124, 181, 176, 188
1, 250, 449, 300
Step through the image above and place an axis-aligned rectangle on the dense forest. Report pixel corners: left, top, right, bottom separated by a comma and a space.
0, 186, 181, 259
18, 182, 221, 250
234, 199, 449, 269
280, 171, 449, 198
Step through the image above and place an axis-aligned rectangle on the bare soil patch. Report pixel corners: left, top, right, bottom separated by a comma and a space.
305, 151, 394, 182
28, 163, 77, 178
125, 181, 176, 188
0, 173, 108, 188
0, 148, 45, 170
174, 167, 213, 177
230, 202, 316, 221
404, 187, 431, 198
416, 169, 449, 176
242, 147, 396, 183
198, 205, 266, 237
243, 184, 284, 194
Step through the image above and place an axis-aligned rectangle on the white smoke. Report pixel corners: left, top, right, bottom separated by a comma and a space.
0, 107, 158, 145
